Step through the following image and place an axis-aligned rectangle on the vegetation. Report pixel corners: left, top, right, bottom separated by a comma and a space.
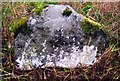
9, 17, 27, 32
62, 8, 72, 16
1, 2, 119, 81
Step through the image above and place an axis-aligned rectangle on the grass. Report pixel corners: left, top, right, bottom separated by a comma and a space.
1, 2, 120, 81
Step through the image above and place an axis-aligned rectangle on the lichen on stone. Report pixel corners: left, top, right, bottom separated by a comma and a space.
15, 5, 108, 70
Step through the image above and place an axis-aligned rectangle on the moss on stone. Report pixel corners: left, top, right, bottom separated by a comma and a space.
9, 17, 27, 32
62, 8, 72, 16
80, 18, 101, 34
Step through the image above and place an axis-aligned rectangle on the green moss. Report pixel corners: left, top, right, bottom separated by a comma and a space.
80, 19, 99, 34
62, 8, 72, 16
9, 17, 27, 32
84, 17, 101, 27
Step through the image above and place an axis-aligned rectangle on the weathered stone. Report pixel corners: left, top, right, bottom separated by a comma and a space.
15, 5, 107, 70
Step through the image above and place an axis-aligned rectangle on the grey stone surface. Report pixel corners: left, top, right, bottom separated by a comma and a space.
15, 5, 107, 70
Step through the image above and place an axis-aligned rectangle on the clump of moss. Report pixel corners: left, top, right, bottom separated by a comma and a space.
80, 19, 99, 34
9, 17, 27, 32
62, 8, 72, 16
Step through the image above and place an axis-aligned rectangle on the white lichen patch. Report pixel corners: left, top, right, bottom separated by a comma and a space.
16, 45, 98, 70
79, 45, 98, 65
